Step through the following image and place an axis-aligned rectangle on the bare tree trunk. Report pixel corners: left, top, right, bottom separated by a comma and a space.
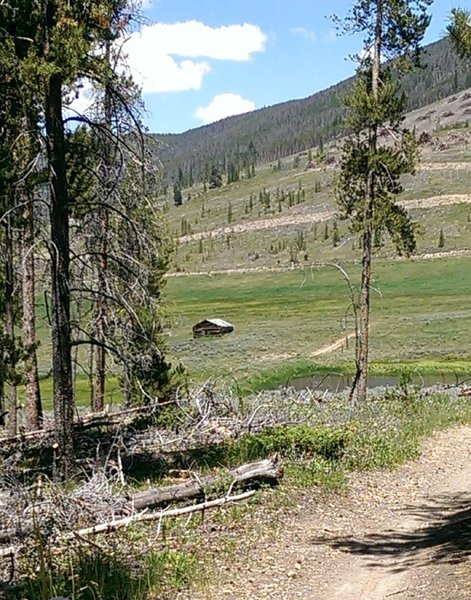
22, 188, 42, 430
88, 336, 95, 410
351, 0, 382, 404
354, 201, 373, 403
93, 42, 112, 413
372, 0, 383, 99
45, 69, 74, 479
94, 210, 108, 412
0, 378, 4, 427
5, 213, 17, 435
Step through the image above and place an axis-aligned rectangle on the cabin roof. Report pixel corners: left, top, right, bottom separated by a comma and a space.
197, 318, 233, 328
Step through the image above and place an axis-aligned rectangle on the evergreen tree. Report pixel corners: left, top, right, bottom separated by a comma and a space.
247, 140, 257, 176
173, 182, 183, 206
323, 223, 329, 241
438, 228, 445, 248
0, 1, 176, 476
227, 161, 240, 184
448, 8, 471, 58
332, 221, 340, 247
208, 165, 223, 189
335, 0, 432, 403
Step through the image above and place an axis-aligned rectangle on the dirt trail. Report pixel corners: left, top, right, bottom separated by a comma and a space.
259, 332, 356, 363
310, 332, 356, 358
188, 425, 471, 599
166, 248, 471, 279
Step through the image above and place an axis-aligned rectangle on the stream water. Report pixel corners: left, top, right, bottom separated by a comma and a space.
287, 372, 469, 392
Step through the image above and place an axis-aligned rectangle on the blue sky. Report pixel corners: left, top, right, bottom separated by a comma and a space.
128, 1, 462, 134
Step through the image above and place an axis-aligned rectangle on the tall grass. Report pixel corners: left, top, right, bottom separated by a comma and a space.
16, 546, 205, 600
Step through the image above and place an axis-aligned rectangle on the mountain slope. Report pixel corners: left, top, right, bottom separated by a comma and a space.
153, 37, 471, 185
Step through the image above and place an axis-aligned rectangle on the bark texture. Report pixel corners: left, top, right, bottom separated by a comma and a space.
22, 188, 42, 430
45, 69, 74, 478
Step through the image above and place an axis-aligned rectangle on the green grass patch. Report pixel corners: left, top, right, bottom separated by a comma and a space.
197, 424, 349, 468
345, 391, 471, 471
16, 375, 123, 412
165, 258, 471, 387
16, 544, 207, 600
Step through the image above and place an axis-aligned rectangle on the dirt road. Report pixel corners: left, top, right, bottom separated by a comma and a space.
188, 425, 471, 599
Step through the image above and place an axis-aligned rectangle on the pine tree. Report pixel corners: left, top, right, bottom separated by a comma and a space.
438, 228, 445, 248
448, 8, 471, 58
323, 223, 329, 240
208, 165, 223, 189
335, 0, 432, 403
0, 1, 176, 475
174, 182, 183, 206
332, 221, 340, 247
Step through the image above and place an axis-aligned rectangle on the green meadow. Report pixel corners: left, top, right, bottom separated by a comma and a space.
28, 252, 470, 407
25, 127, 471, 402
164, 256, 471, 390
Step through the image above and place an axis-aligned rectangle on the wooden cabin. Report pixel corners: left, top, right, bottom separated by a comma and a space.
192, 318, 234, 338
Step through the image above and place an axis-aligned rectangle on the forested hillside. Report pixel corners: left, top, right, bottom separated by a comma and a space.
154, 37, 471, 186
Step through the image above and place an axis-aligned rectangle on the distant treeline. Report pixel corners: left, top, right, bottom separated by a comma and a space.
152, 37, 471, 187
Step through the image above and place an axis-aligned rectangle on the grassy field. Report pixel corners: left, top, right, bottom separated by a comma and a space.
156, 124, 471, 390
24, 125, 471, 404
16, 375, 123, 412
164, 256, 471, 390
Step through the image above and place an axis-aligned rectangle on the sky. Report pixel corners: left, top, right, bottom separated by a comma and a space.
124, 0, 462, 134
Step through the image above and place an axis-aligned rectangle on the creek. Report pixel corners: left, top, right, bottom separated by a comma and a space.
287, 372, 469, 392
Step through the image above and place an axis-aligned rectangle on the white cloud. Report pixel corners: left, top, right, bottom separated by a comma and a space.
195, 93, 255, 124
322, 29, 337, 43
63, 79, 95, 121
291, 27, 338, 44
124, 21, 266, 93
290, 26, 316, 41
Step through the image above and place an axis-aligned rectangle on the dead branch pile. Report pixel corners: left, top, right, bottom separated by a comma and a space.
0, 454, 282, 564
0, 382, 302, 579
0, 380, 467, 588
0, 381, 327, 479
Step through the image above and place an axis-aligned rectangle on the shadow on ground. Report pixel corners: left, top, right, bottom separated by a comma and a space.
311, 491, 471, 569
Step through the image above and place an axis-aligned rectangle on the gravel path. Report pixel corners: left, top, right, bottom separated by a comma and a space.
187, 425, 471, 599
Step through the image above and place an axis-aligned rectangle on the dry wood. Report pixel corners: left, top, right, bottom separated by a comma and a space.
69, 489, 256, 538
0, 545, 16, 559
0, 456, 282, 546
0, 405, 155, 445
130, 455, 283, 511
0, 490, 256, 559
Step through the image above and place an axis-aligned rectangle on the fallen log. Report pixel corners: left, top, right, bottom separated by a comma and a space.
0, 455, 283, 548
130, 454, 283, 511
0, 405, 156, 446
69, 489, 257, 538
0, 490, 257, 560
